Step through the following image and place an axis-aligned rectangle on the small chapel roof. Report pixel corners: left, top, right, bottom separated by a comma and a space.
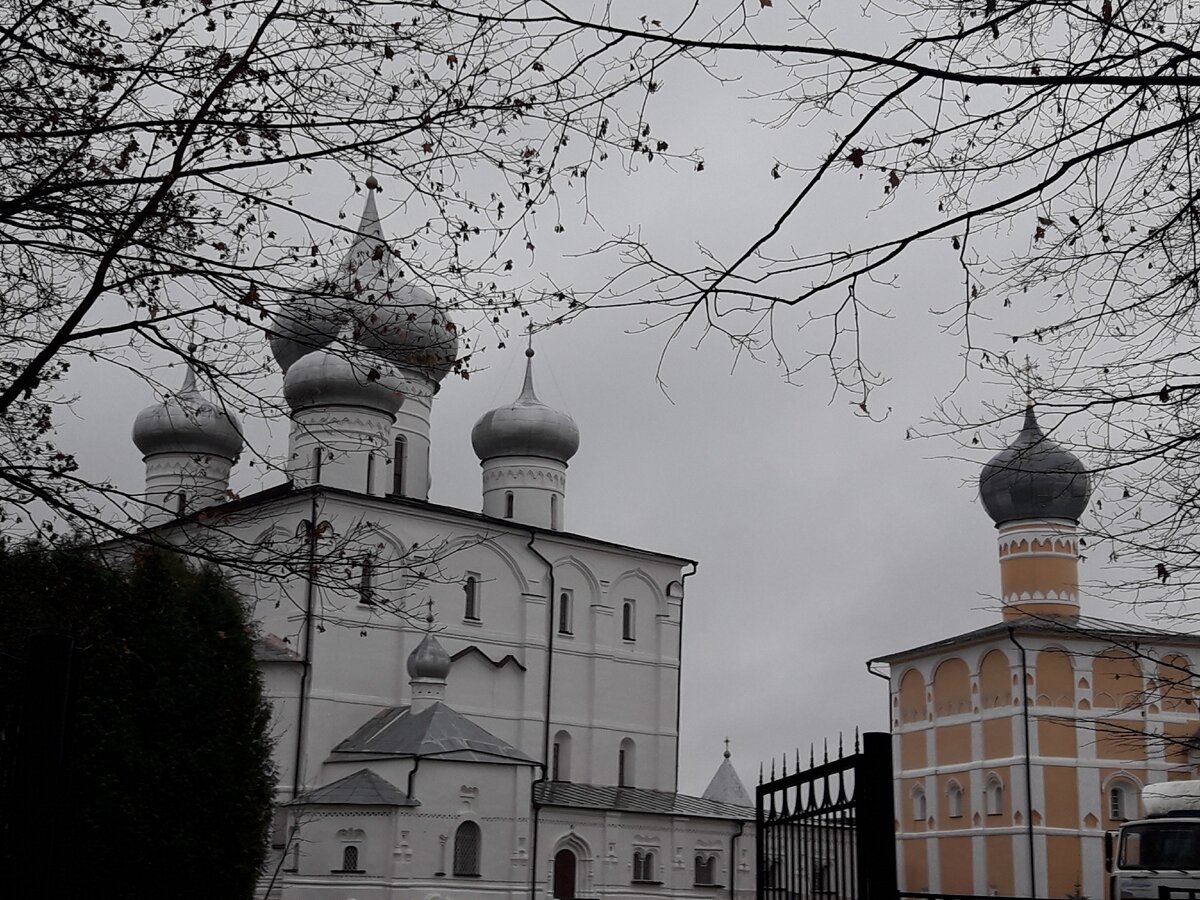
870, 613, 1200, 665
330, 702, 537, 765
535, 781, 753, 820
701, 746, 753, 808
290, 768, 414, 807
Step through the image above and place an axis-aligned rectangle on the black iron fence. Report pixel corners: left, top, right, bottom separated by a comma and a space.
756, 731, 896, 900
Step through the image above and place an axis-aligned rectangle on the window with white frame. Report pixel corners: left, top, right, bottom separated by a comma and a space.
947, 780, 964, 818
985, 775, 1003, 816
912, 785, 927, 822
1110, 781, 1138, 821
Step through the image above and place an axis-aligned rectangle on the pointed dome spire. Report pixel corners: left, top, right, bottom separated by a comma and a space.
702, 740, 753, 808
979, 405, 1091, 525
268, 177, 459, 380
471, 347, 580, 464
132, 364, 244, 461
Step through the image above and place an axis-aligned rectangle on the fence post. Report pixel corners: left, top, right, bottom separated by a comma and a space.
855, 731, 897, 900
755, 778, 766, 900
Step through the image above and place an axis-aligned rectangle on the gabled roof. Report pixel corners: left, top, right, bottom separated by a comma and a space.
871, 613, 1200, 665
534, 781, 753, 821
290, 768, 414, 807
331, 703, 537, 766
702, 757, 753, 808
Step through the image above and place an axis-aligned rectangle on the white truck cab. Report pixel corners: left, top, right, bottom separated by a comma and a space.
1109, 782, 1200, 900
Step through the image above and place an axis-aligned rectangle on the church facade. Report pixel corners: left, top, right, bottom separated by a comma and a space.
871, 408, 1200, 900
130, 181, 755, 899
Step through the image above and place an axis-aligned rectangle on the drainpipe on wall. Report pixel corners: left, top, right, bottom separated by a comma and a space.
675, 561, 699, 786
729, 818, 745, 899
291, 489, 321, 801
527, 531, 556, 900
1008, 627, 1038, 899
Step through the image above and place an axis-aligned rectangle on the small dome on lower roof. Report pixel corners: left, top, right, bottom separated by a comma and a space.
979, 405, 1091, 525
407, 632, 451, 680
132, 367, 244, 461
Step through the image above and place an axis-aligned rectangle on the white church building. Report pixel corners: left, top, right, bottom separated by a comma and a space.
129, 180, 756, 899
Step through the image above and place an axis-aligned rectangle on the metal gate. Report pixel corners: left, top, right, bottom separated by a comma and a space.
756, 731, 896, 900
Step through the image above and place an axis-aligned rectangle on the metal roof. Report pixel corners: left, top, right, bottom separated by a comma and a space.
331, 703, 537, 766
702, 757, 753, 808
871, 613, 1200, 665
290, 768, 414, 807
534, 781, 753, 820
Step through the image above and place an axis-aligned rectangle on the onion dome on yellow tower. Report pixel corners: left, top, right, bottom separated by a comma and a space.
471, 348, 579, 464
979, 405, 1091, 525
268, 177, 459, 382
132, 366, 245, 461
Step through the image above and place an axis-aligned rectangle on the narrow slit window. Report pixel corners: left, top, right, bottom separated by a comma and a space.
504, 491, 514, 519
359, 557, 375, 606
622, 600, 635, 641
558, 590, 573, 635
464, 575, 479, 621
551, 494, 560, 530
392, 435, 406, 495
312, 447, 322, 482
175, 491, 187, 516
366, 452, 375, 494
985, 776, 1003, 816
947, 780, 964, 818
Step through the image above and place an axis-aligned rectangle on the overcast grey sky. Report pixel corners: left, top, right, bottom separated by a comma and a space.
49, 1, 1150, 797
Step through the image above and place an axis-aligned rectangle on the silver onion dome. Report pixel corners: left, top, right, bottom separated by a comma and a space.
132, 367, 244, 461
268, 287, 346, 374
979, 405, 1091, 525
406, 632, 451, 680
471, 348, 579, 464
282, 340, 405, 416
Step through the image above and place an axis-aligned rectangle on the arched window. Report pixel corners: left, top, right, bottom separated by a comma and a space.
366, 452, 376, 493
622, 600, 636, 641
694, 853, 717, 885
552, 730, 572, 781
551, 494, 560, 530
1109, 780, 1138, 822
340, 844, 361, 872
912, 785, 927, 821
947, 780, 964, 818
558, 590, 573, 635
359, 556, 376, 605
985, 775, 1003, 816
618, 737, 636, 787
504, 491, 514, 518
554, 848, 577, 899
392, 435, 407, 496
464, 575, 479, 621
633, 849, 656, 882
452, 821, 481, 876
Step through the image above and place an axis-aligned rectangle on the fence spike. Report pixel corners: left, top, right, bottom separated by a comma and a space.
854, 726, 861, 754
837, 732, 844, 759
758, 762, 764, 785
809, 743, 815, 768
770, 757, 776, 780
795, 747, 801, 772
823, 738, 829, 765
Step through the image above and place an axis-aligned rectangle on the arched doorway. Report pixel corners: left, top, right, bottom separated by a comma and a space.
553, 848, 577, 899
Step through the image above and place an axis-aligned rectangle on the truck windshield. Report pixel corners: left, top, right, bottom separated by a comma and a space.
1120, 823, 1200, 871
